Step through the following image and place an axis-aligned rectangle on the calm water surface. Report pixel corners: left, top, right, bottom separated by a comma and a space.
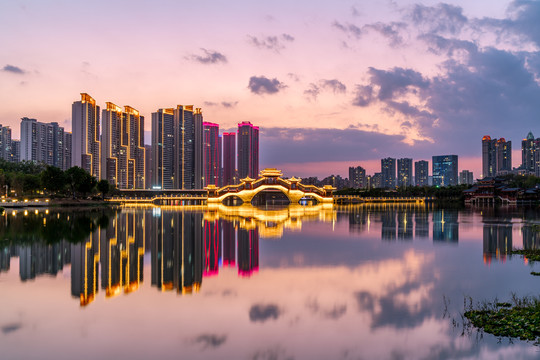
1, 204, 540, 360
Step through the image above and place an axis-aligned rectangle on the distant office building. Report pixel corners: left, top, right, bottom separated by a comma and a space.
459, 170, 474, 185
237, 121, 259, 179
0, 125, 12, 162
101, 103, 145, 189
10, 140, 20, 163
381, 158, 396, 188
203, 122, 220, 187
349, 166, 366, 188
222, 132, 236, 185
414, 160, 428, 186
63, 132, 72, 170
151, 108, 175, 189
20, 118, 66, 169
482, 135, 512, 178
397, 158, 413, 187
72, 93, 100, 178
432, 155, 458, 187
145, 145, 152, 189
522, 131, 535, 173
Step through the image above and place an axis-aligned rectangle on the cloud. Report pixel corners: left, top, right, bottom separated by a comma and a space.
304, 83, 320, 101
333, 21, 407, 46
192, 334, 227, 349
248, 34, 295, 53
248, 76, 286, 95
1, 323, 22, 334
320, 79, 347, 94
204, 101, 238, 108
287, 73, 300, 82
2, 65, 25, 74
409, 3, 467, 35
352, 85, 374, 106
249, 304, 281, 322
187, 48, 227, 64
304, 79, 347, 101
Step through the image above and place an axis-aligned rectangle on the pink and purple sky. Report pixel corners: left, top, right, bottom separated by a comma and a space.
1, 0, 539, 178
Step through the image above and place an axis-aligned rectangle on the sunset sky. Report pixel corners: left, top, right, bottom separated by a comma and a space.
1, 0, 539, 178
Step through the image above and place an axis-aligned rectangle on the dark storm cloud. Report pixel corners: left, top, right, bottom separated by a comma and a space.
409, 3, 467, 35
2, 64, 25, 74
248, 34, 295, 53
248, 76, 286, 95
260, 127, 431, 165
1, 323, 22, 334
187, 48, 227, 64
192, 334, 227, 349
249, 304, 281, 322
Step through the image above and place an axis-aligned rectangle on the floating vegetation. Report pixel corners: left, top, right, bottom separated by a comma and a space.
531, 272, 540, 276
464, 295, 540, 343
512, 249, 540, 263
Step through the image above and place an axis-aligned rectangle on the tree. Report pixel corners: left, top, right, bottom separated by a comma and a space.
97, 179, 110, 200
40, 166, 66, 194
65, 167, 97, 198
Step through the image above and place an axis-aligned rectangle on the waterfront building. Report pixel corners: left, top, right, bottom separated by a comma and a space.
63, 132, 72, 170
72, 93, 100, 178
482, 136, 512, 178
222, 132, 236, 185
151, 108, 175, 189
174, 105, 203, 189
20, 118, 66, 169
381, 158, 396, 188
371, 172, 383, 189
397, 158, 412, 187
203, 122, 220, 187
414, 160, 428, 186
432, 155, 458, 187
459, 170, 474, 185
496, 138, 512, 173
349, 166, 366, 188
0, 125, 12, 162
237, 121, 259, 179
102, 103, 145, 189
522, 131, 535, 173
10, 140, 20, 163
145, 145, 152, 189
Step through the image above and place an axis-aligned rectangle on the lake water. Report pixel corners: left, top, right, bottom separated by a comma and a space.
1, 204, 540, 360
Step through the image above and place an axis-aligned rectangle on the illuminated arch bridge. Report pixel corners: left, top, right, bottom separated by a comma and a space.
206, 169, 335, 206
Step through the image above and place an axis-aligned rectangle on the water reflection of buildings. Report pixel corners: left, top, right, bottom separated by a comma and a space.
432, 210, 458, 243
483, 224, 513, 264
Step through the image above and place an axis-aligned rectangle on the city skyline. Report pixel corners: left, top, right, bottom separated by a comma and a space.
2, 1, 540, 178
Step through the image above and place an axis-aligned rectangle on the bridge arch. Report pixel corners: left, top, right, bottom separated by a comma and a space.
206, 169, 334, 206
